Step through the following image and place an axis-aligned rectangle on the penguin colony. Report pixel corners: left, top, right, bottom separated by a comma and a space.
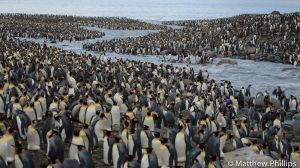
0, 13, 300, 168
0, 14, 166, 42
84, 12, 300, 65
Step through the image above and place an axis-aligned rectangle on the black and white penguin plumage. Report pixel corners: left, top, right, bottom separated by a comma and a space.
47, 130, 64, 163
76, 145, 95, 168
103, 131, 114, 166
245, 85, 252, 97
14, 141, 34, 168
27, 123, 41, 150
140, 125, 153, 148
14, 110, 31, 140
175, 125, 188, 165
122, 155, 140, 168
69, 129, 84, 160
141, 147, 159, 168
112, 137, 127, 168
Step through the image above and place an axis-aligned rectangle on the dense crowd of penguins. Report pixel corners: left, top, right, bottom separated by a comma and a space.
83, 12, 300, 65
0, 14, 166, 42
0, 14, 300, 168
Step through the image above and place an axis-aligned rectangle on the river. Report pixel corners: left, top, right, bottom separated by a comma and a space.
21, 27, 300, 97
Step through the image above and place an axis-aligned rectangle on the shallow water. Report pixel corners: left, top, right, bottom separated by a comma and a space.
1, 0, 299, 20
24, 28, 161, 54
105, 53, 300, 98
22, 28, 300, 97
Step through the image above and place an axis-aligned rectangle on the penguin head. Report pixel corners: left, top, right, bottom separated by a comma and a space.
115, 136, 122, 143
54, 114, 60, 121
83, 124, 89, 130
160, 137, 168, 144
281, 153, 287, 159
197, 143, 207, 150
46, 111, 53, 117
105, 130, 112, 137
228, 133, 234, 140
50, 129, 59, 137
48, 156, 59, 165
52, 97, 58, 103
99, 113, 105, 119
178, 124, 184, 131
77, 145, 86, 151
147, 111, 151, 116
73, 129, 80, 137
221, 127, 227, 133
146, 147, 153, 154
153, 131, 160, 138
127, 155, 135, 161
143, 125, 149, 130
213, 131, 219, 137
15, 140, 23, 154
129, 129, 136, 134
7, 127, 14, 134
262, 143, 268, 149
83, 101, 88, 106
208, 155, 218, 163
293, 146, 299, 152
15, 98, 20, 104
124, 120, 130, 128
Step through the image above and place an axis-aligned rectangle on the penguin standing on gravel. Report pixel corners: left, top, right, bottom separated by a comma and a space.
69, 129, 84, 160
76, 145, 95, 168
103, 130, 114, 166
140, 125, 153, 148
94, 113, 106, 142
112, 136, 127, 168
27, 122, 41, 150
141, 147, 159, 168
14, 141, 34, 168
33, 96, 43, 121
175, 124, 188, 166
1, 127, 15, 163
47, 129, 64, 163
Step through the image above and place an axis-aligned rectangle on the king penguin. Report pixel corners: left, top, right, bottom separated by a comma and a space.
112, 136, 127, 168
27, 122, 41, 150
47, 129, 64, 163
140, 125, 153, 148
14, 141, 34, 168
141, 147, 159, 168
69, 129, 84, 160
2, 127, 15, 163
76, 145, 95, 168
175, 124, 188, 165
103, 130, 114, 166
